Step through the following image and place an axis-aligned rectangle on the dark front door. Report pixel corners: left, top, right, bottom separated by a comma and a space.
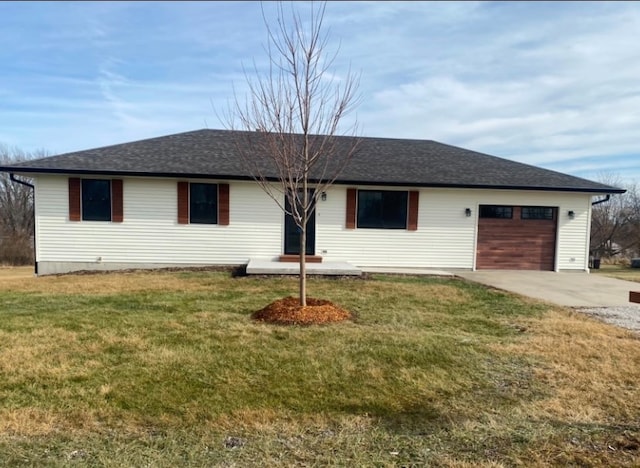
284, 190, 316, 255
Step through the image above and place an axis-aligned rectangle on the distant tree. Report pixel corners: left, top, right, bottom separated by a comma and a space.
626, 182, 640, 257
0, 145, 46, 265
225, 1, 360, 306
590, 174, 638, 259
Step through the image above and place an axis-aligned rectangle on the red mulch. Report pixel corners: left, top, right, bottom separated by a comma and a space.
251, 296, 352, 325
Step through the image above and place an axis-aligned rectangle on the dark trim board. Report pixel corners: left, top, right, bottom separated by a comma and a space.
3, 166, 624, 194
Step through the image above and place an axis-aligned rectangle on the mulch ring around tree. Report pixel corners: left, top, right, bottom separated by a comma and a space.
251, 296, 352, 325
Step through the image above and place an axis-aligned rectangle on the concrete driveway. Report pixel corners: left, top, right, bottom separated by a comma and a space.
456, 270, 640, 307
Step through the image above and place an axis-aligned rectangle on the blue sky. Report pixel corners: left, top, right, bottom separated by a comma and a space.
1, 1, 639, 184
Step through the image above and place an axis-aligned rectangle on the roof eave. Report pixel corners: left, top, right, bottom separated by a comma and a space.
0, 166, 258, 181
331, 179, 625, 194
0, 167, 624, 194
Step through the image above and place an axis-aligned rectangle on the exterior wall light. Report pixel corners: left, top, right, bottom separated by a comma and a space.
465, 208, 472, 217
568, 210, 575, 219
321, 192, 327, 201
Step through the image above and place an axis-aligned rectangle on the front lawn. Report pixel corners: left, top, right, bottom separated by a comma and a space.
592, 264, 640, 283
0, 270, 639, 466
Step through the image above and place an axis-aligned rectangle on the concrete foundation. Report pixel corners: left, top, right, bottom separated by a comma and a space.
35, 261, 239, 276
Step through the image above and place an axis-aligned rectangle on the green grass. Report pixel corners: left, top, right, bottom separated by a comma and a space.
0, 270, 639, 466
592, 264, 640, 283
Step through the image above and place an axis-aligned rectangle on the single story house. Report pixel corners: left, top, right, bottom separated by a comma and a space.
0, 129, 623, 275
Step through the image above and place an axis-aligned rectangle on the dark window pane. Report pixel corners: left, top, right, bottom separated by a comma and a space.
479, 205, 513, 219
82, 179, 111, 221
357, 190, 408, 229
522, 207, 554, 220
190, 183, 218, 224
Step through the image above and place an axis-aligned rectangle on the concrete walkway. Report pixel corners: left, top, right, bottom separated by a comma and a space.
456, 270, 640, 307
361, 267, 454, 276
246, 259, 457, 277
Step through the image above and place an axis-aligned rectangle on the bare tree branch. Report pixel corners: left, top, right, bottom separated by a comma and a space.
590, 174, 639, 260
223, 1, 360, 306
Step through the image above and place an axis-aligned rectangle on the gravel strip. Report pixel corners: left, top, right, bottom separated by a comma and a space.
577, 306, 640, 333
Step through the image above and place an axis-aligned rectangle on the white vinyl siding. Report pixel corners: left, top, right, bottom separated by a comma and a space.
316, 186, 592, 271
316, 187, 475, 269
35, 177, 282, 265
33, 176, 594, 272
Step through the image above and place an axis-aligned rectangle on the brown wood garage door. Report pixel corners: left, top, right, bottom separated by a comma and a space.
476, 205, 557, 270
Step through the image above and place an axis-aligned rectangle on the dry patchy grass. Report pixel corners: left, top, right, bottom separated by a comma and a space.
0, 269, 639, 466
0, 268, 220, 294
0, 265, 32, 280
499, 309, 640, 422
489, 309, 640, 465
593, 264, 640, 283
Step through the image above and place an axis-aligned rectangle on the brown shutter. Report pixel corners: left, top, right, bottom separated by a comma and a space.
111, 179, 123, 222
177, 181, 189, 224
346, 188, 357, 229
408, 190, 419, 231
69, 178, 81, 221
218, 183, 230, 225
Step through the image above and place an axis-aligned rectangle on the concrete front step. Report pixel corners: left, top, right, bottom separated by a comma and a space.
246, 258, 362, 276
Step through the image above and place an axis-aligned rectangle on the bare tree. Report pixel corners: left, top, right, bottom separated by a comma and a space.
590, 174, 638, 259
625, 182, 640, 257
226, 2, 360, 306
0, 145, 45, 264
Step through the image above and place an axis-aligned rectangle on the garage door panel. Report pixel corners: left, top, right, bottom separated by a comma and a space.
476, 206, 557, 271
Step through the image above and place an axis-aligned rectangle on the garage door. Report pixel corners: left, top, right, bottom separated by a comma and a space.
476, 205, 557, 270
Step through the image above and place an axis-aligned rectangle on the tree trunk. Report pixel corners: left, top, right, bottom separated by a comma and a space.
299, 186, 308, 307
299, 223, 307, 307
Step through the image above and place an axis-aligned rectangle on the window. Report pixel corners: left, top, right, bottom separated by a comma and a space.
177, 182, 229, 225
522, 206, 554, 220
479, 205, 513, 219
69, 178, 122, 223
357, 190, 408, 229
82, 179, 111, 221
190, 183, 218, 224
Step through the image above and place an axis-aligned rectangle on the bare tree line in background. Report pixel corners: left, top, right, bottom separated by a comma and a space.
0, 145, 45, 265
590, 175, 640, 263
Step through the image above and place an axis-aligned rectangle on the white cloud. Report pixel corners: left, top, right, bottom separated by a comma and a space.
0, 1, 639, 182
347, 2, 640, 181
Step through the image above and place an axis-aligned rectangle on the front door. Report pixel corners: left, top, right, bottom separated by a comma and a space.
284, 190, 316, 255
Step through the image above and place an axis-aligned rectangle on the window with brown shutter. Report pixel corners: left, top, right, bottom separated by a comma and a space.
178, 181, 227, 225
70, 177, 122, 222
347, 188, 417, 230
357, 190, 408, 229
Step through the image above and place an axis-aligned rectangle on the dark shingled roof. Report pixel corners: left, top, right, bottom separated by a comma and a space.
0, 129, 623, 193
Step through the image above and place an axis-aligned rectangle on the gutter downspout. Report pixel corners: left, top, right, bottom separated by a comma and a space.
9, 173, 37, 275
591, 194, 611, 206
